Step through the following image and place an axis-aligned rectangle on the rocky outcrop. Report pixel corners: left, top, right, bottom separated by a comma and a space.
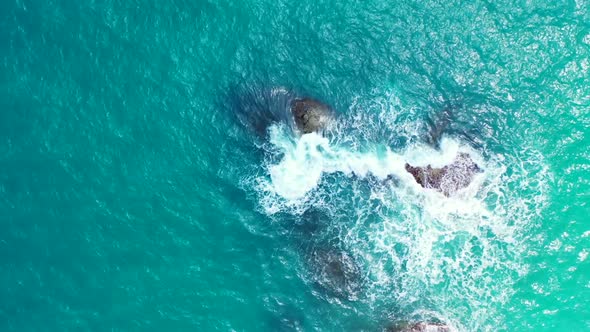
307, 246, 362, 300
291, 98, 333, 134
405, 153, 481, 196
229, 85, 333, 137
386, 322, 451, 332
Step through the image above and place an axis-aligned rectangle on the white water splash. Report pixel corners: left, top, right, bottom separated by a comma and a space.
244, 95, 550, 331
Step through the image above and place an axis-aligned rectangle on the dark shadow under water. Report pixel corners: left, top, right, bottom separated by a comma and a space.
226, 84, 297, 139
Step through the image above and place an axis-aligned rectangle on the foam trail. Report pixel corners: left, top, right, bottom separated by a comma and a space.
265, 123, 482, 202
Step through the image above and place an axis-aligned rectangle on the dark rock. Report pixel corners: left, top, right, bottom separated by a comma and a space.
386, 322, 451, 332
405, 153, 482, 196
307, 246, 362, 300
291, 98, 333, 134
228, 85, 333, 137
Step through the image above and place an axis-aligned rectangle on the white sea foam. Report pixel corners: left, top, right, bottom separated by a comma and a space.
262, 123, 484, 203
245, 94, 550, 331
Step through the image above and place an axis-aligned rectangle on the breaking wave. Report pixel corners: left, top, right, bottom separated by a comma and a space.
241, 90, 550, 331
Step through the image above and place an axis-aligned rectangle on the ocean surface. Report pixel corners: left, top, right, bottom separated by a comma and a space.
1, 0, 589, 331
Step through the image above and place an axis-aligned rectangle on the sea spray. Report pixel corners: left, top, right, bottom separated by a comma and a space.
243, 105, 549, 331
264, 123, 482, 202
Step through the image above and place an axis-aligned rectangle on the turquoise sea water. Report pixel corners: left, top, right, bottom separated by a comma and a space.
1, 0, 589, 331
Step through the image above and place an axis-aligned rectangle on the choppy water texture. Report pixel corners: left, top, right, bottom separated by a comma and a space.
1, 0, 589, 331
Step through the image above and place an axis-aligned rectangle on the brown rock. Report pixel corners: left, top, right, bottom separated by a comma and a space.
405, 153, 481, 196
386, 322, 451, 332
291, 98, 333, 134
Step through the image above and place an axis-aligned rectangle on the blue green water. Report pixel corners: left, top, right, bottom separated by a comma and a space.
1, 0, 589, 331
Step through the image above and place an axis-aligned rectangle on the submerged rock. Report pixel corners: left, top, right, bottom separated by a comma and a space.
307, 246, 362, 300
265, 301, 305, 332
291, 98, 333, 134
405, 152, 482, 196
386, 322, 451, 332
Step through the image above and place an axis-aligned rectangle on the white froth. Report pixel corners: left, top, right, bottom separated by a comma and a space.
265, 126, 406, 201
246, 99, 550, 331
267, 127, 328, 200
264, 125, 484, 202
